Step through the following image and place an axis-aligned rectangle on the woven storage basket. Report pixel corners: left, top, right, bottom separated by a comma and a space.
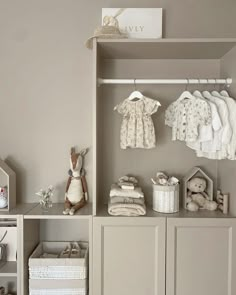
152, 184, 179, 213
29, 241, 88, 295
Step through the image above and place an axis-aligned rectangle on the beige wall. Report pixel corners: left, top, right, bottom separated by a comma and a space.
0, 0, 236, 203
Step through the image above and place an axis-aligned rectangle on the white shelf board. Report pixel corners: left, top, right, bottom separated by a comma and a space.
0, 203, 38, 217
24, 203, 92, 219
0, 261, 17, 277
97, 38, 236, 59
96, 204, 235, 218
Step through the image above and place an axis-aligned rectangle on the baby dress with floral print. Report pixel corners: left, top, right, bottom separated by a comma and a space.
114, 96, 161, 149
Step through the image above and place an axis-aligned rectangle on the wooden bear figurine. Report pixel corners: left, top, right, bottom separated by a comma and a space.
63, 147, 88, 215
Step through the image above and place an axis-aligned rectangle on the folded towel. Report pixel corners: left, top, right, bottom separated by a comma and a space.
118, 181, 135, 189
110, 196, 145, 205
108, 202, 146, 216
110, 184, 144, 199
120, 184, 135, 190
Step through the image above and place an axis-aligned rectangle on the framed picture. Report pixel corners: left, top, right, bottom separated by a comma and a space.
102, 8, 163, 39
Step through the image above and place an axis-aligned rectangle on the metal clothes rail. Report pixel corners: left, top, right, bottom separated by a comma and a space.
98, 78, 232, 86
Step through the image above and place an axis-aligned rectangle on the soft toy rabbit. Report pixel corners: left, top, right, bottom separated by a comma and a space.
63, 147, 88, 215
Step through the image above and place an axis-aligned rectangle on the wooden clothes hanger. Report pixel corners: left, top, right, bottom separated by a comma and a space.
128, 79, 144, 101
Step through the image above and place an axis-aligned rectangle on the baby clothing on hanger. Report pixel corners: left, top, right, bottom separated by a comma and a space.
114, 96, 161, 149
165, 97, 212, 142
187, 97, 222, 152
212, 91, 236, 160
196, 92, 232, 160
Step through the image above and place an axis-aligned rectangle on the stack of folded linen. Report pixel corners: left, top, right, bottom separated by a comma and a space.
108, 176, 146, 216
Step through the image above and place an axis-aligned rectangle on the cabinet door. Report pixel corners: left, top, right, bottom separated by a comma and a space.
93, 217, 166, 295
166, 218, 236, 295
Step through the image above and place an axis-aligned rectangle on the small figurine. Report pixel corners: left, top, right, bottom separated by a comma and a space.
63, 147, 89, 215
216, 190, 229, 214
0, 187, 8, 209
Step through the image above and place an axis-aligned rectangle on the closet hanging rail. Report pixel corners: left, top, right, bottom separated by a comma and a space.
98, 78, 232, 86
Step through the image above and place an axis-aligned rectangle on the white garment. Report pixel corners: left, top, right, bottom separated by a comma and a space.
187, 98, 222, 151
212, 91, 236, 160
196, 92, 232, 160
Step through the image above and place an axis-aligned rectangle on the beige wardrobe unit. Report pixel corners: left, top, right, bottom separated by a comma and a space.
166, 218, 236, 295
93, 217, 166, 295
92, 214, 236, 295
92, 38, 236, 295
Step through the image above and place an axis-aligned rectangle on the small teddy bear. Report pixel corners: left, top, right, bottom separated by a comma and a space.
186, 177, 217, 212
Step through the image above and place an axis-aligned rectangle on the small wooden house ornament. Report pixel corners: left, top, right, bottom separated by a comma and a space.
183, 167, 213, 209
216, 190, 229, 214
0, 159, 16, 211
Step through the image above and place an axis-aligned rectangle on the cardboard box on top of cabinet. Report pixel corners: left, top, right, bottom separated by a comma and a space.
102, 8, 163, 39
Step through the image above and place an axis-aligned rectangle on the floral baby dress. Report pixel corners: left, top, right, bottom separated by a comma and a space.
114, 96, 161, 149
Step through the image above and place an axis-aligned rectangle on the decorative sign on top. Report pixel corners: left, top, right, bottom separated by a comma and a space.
102, 8, 163, 39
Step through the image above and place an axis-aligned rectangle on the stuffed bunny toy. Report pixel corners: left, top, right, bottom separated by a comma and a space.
186, 177, 217, 212
63, 147, 88, 215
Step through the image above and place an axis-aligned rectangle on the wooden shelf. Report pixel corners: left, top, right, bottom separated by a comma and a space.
0, 203, 38, 217
0, 261, 17, 277
97, 38, 236, 59
24, 203, 92, 219
96, 204, 234, 218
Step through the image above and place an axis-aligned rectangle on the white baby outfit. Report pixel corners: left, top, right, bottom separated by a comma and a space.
196, 92, 232, 160
114, 96, 161, 149
212, 91, 236, 160
186, 97, 222, 152
165, 90, 236, 160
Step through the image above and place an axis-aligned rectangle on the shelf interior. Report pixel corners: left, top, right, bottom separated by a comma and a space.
97, 38, 236, 59
24, 203, 92, 219
0, 261, 17, 277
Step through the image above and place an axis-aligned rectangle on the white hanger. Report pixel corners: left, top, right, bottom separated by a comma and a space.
193, 90, 204, 99
177, 79, 195, 101
220, 90, 230, 97
202, 79, 213, 99
212, 90, 222, 98
128, 79, 143, 101
209, 79, 221, 97
193, 80, 205, 99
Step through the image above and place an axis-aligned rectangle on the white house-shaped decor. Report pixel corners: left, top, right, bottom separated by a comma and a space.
183, 167, 213, 209
0, 159, 16, 211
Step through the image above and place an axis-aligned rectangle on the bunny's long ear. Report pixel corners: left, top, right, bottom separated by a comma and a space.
71, 147, 76, 155
80, 148, 89, 156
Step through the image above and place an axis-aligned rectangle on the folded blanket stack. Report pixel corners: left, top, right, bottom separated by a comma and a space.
108, 176, 146, 216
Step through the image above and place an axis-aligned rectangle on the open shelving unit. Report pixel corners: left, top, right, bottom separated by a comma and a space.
1, 38, 236, 295
21, 204, 93, 295
92, 38, 236, 216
